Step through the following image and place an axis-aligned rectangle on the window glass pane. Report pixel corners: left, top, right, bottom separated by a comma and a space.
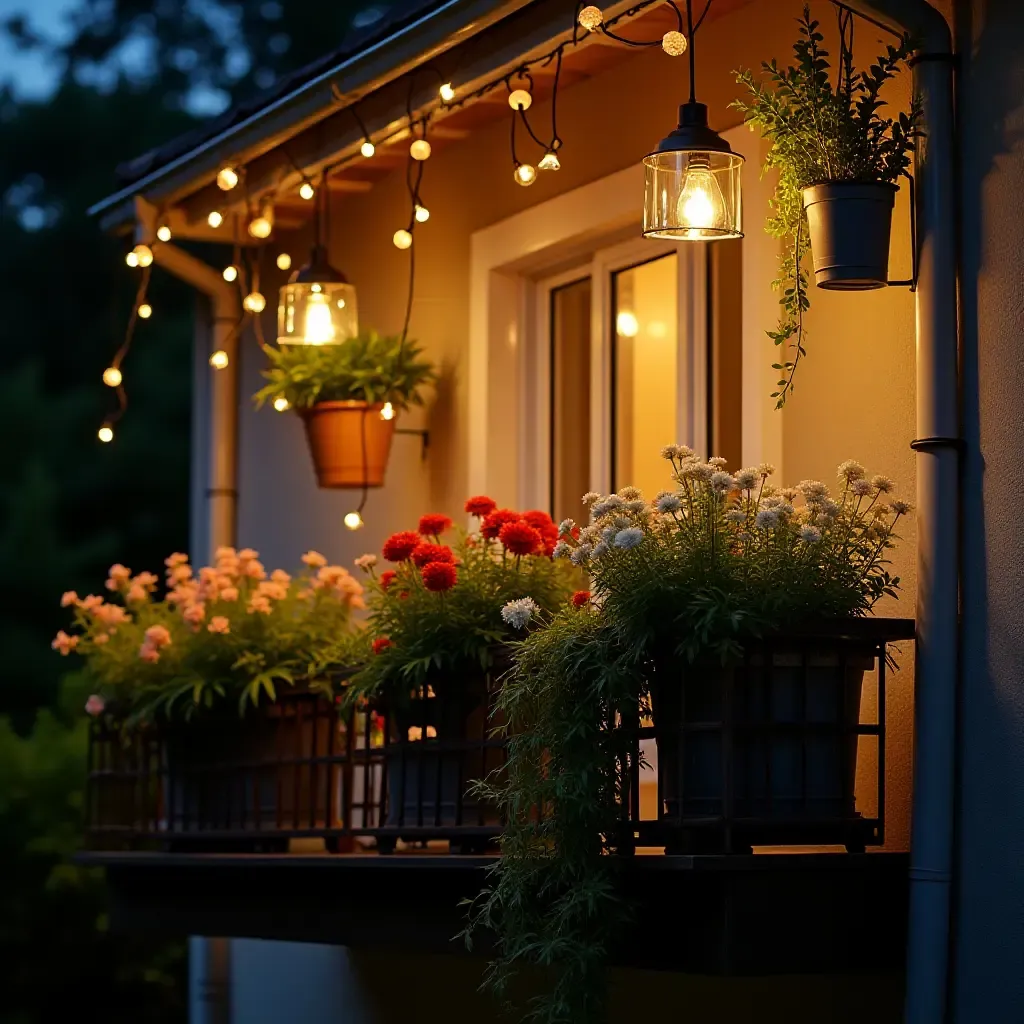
550, 277, 592, 522
612, 253, 678, 497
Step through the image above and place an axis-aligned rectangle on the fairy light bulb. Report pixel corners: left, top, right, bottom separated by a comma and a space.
299, 182, 315, 200
98, 425, 114, 443
361, 140, 375, 158
538, 150, 561, 171
676, 158, 727, 235
662, 31, 688, 56
514, 163, 537, 187
508, 89, 532, 111
248, 208, 273, 239
393, 229, 413, 250
217, 166, 239, 190
125, 251, 139, 268
303, 290, 336, 345
102, 367, 122, 388
410, 139, 431, 161
273, 397, 290, 412
578, 5, 603, 31
344, 511, 364, 530
132, 244, 154, 267
414, 204, 430, 223
222, 264, 238, 282
208, 210, 224, 228
138, 303, 152, 319
243, 291, 267, 313
276, 253, 292, 271
439, 82, 455, 103
156, 225, 172, 242
209, 349, 230, 370
380, 401, 395, 421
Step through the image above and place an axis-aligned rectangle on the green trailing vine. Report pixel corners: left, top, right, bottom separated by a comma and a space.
733, 5, 921, 407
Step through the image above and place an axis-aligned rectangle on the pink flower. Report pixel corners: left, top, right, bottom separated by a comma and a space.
79, 595, 104, 611
166, 582, 199, 605
302, 550, 328, 568
95, 604, 130, 628
131, 572, 159, 592
296, 588, 313, 601
92, 632, 110, 645
219, 586, 239, 602
60, 590, 78, 608
257, 581, 288, 601
51, 630, 78, 656
126, 584, 148, 604
214, 546, 237, 562
165, 552, 190, 568
138, 643, 160, 664
271, 569, 291, 585
243, 560, 266, 580
247, 595, 272, 615
168, 564, 193, 584
238, 547, 259, 562
207, 616, 230, 634
144, 624, 172, 648
85, 694, 105, 717
182, 603, 206, 628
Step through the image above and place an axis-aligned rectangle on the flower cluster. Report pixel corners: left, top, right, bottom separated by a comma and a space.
56, 548, 364, 719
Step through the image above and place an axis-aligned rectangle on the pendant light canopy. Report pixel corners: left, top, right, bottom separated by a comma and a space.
642, 1, 743, 240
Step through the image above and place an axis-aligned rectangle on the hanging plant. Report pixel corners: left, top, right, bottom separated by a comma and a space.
254, 330, 435, 488
733, 5, 921, 407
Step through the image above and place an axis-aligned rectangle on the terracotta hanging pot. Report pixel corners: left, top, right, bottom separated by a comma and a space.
298, 400, 395, 488
802, 181, 898, 290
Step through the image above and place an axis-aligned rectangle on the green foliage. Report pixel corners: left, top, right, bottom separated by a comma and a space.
254, 331, 436, 411
733, 6, 922, 407
468, 449, 910, 1022
58, 547, 364, 722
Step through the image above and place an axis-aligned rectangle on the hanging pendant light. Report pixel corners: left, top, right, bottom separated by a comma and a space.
642, 0, 743, 240
277, 181, 359, 346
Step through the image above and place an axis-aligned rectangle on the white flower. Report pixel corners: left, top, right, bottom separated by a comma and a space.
725, 509, 747, 524
558, 518, 575, 536
819, 500, 842, 519
579, 526, 601, 545
734, 468, 759, 490
838, 459, 866, 482
851, 478, 873, 497
661, 444, 694, 461
891, 500, 912, 515
618, 486, 643, 501
660, 445, 678, 460
613, 516, 632, 529
625, 500, 648, 514
799, 525, 822, 544
679, 460, 712, 481
762, 494, 784, 509
655, 492, 682, 514
781, 488, 798, 501
757, 463, 776, 476
710, 471, 736, 493
602, 525, 618, 543
592, 541, 609, 558
569, 544, 593, 566
871, 475, 895, 493
552, 540, 571, 559
798, 479, 830, 501
591, 495, 624, 518
501, 597, 540, 630
708, 456, 729, 469
613, 527, 645, 549
755, 508, 780, 529
582, 492, 601, 506
354, 554, 377, 570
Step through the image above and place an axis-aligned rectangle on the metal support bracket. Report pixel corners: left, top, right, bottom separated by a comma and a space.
910, 436, 965, 453
887, 171, 918, 291
396, 428, 430, 460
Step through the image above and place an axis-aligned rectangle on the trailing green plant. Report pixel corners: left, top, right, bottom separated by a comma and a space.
733, 6, 922, 407
53, 546, 365, 722
467, 446, 911, 1023
254, 329, 436, 411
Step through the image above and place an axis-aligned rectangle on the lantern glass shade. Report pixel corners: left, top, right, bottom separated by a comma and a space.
278, 280, 358, 345
643, 150, 743, 240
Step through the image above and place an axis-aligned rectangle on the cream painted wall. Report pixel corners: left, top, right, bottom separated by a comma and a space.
238, 0, 920, 846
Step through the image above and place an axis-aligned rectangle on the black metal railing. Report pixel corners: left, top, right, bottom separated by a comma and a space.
85, 619, 913, 856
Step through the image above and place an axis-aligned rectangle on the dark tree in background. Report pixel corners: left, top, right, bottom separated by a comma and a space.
0, 3, 373, 1019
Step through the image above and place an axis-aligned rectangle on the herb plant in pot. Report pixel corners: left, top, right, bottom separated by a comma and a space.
255, 330, 435, 488
348, 499, 577, 852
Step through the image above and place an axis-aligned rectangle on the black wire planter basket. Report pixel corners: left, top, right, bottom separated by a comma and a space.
615, 618, 915, 855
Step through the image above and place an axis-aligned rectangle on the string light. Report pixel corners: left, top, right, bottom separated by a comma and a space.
207, 210, 224, 228
273, 397, 291, 412
98, 425, 114, 443
132, 244, 154, 267
217, 166, 239, 190
156, 225, 172, 242
248, 204, 274, 239
209, 350, 230, 370
344, 511, 364, 530
361, 140, 375, 158
223, 265, 238, 282
393, 229, 413, 249
125, 251, 139, 268
508, 89, 532, 111
299, 182, 315, 200
514, 163, 537, 186
276, 253, 292, 271
414, 204, 430, 223
380, 401, 395, 421
662, 30, 688, 55
409, 139, 431, 161
439, 82, 455, 103
103, 367, 122, 388
243, 291, 267, 313
578, 5, 603, 31
138, 303, 153, 319
538, 150, 561, 171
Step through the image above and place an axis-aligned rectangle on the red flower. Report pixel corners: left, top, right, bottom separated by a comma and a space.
372, 637, 392, 655
418, 513, 453, 537
571, 590, 591, 608
411, 542, 455, 568
523, 509, 555, 532
465, 495, 498, 518
379, 570, 397, 590
382, 531, 421, 562
422, 561, 458, 592
499, 520, 543, 556
481, 508, 522, 539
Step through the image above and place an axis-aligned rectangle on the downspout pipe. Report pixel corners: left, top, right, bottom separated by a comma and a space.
843, 3, 959, 1023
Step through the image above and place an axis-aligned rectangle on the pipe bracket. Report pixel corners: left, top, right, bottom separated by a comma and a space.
910, 436, 964, 453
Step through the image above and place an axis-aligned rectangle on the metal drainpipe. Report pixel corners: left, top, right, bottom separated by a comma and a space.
840, 3, 959, 1022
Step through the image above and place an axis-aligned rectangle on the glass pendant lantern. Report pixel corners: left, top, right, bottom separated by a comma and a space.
642, 1, 743, 240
